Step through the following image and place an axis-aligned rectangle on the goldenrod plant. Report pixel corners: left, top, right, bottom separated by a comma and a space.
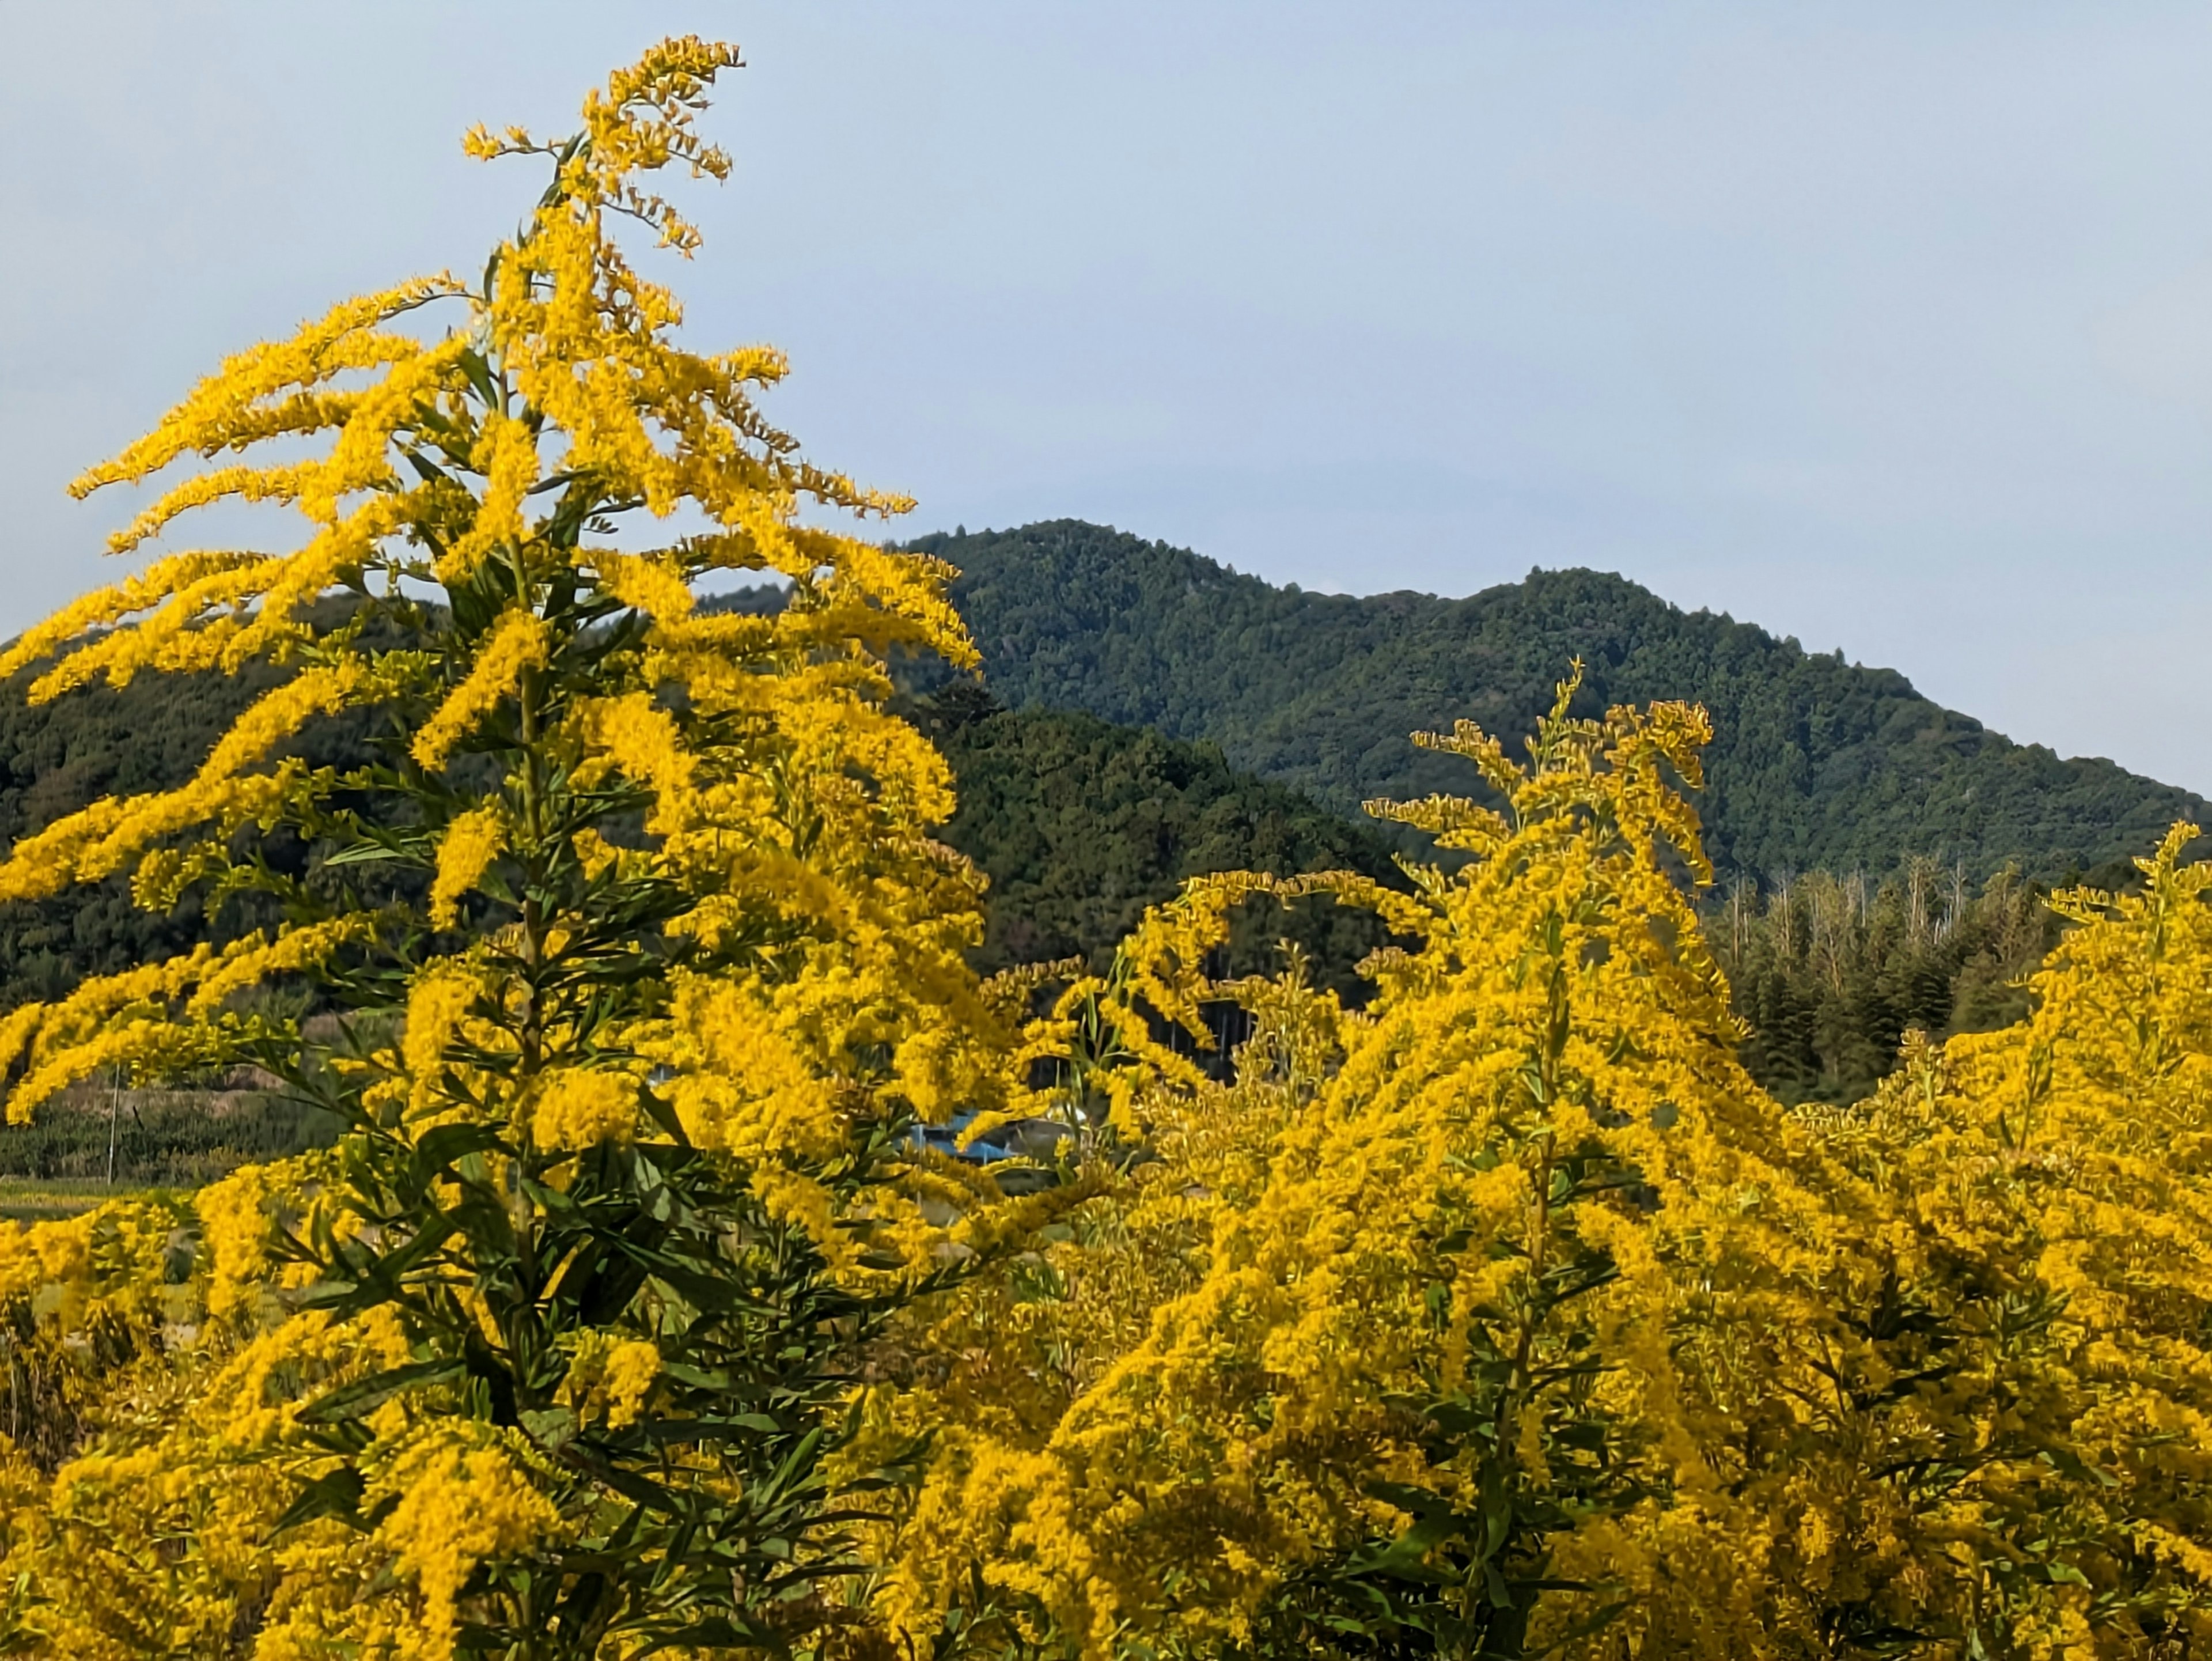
1781, 827, 2212, 1654
861, 679, 2212, 1660
0, 38, 1075, 1659
865, 676, 1811, 1655
3, 34, 2211, 1661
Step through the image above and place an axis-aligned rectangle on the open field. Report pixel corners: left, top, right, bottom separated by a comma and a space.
0, 1081, 336, 1202
0, 1175, 124, 1222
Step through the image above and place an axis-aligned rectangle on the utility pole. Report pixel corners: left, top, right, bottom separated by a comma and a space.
106, 1065, 122, 1186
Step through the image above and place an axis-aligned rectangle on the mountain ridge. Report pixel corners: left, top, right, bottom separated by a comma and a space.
918, 520, 2202, 881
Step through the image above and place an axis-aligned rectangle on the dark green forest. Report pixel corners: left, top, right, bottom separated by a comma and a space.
922, 520, 2204, 883
0, 536, 2184, 1182
1709, 860, 2055, 1105
912, 684, 1402, 995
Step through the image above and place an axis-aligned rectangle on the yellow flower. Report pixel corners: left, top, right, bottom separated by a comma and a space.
557, 1332, 663, 1428
531, 1067, 640, 1151
412, 608, 551, 771
428, 805, 505, 930
371, 1426, 565, 1656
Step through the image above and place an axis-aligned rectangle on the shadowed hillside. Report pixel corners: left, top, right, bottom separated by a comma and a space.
0, 650, 1402, 1012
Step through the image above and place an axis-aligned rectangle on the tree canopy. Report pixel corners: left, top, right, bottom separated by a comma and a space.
925, 520, 2205, 883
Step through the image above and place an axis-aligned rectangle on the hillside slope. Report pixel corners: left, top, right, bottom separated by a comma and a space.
923, 520, 2203, 880
915, 687, 1400, 993
0, 660, 1399, 1010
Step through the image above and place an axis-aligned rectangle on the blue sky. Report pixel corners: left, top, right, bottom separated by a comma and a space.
3, 2, 2209, 786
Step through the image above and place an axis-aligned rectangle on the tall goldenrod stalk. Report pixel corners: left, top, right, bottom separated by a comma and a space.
862, 677, 2212, 1659
0, 39, 1074, 1659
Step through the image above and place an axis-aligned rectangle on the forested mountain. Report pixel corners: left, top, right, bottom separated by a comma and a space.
922, 520, 2205, 881
913, 686, 1400, 994
0, 541, 2186, 1112
0, 656, 1399, 1015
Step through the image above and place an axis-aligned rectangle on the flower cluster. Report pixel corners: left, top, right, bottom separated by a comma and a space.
857, 675, 2212, 1660
0, 37, 1076, 1659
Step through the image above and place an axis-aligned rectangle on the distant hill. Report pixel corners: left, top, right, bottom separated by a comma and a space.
0, 653, 1400, 1013
921, 520, 2204, 881
914, 686, 1400, 997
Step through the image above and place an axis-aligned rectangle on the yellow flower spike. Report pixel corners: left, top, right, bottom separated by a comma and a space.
590, 547, 697, 623
183, 915, 374, 1020
433, 408, 540, 582
369, 1426, 567, 1656
569, 825, 622, 881
530, 1067, 641, 1151
198, 663, 365, 781
401, 959, 487, 1084
100, 461, 318, 558
198, 1153, 335, 1318
556, 1331, 664, 1428
68, 275, 465, 499
429, 805, 505, 930
577, 690, 696, 814
411, 608, 551, 772
0, 550, 268, 683
598, 1341, 661, 1427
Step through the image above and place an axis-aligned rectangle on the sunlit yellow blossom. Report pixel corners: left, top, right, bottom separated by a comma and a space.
401, 959, 484, 1084
372, 1427, 566, 1656
577, 690, 694, 816
411, 608, 551, 771
435, 409, 540, 581
201, 663, 364, 780
557, 1332, 663, 1429
428, 804, 505, 930
531, 1066, 640, 1150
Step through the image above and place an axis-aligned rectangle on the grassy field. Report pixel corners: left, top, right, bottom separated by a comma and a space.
0, 1176, 127, 1222
0, 1081, 339, 1224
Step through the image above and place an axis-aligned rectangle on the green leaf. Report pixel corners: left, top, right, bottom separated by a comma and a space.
298, 1359, 468, 1426
521, 1406, 579, 1450
271, 1467, 369, 1534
